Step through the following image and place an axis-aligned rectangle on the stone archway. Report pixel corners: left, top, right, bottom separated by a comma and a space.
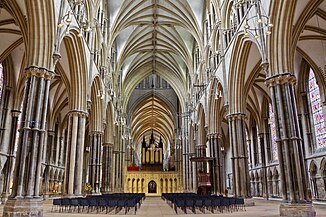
148, 180, 157, 193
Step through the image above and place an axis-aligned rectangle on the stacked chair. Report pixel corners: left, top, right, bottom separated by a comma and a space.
51, 193, 145, 214
161, 193, 245, 214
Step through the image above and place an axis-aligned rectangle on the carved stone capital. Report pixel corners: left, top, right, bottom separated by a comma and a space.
227, 112, 246, 121
25, 66, 55, 80
90, 131, 104, 136
265, 73, 296, 87
102, 142, 114, 147
47, 130, 55, 136
100, 66, 107, 73
53, 52, 61, 65
11, 110, 21, 118
68, 110, 88, 118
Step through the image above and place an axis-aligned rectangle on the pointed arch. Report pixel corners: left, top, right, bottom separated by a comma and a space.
89, 75, 104, 132
63, 30, 88, 111
228, 34, 252, 113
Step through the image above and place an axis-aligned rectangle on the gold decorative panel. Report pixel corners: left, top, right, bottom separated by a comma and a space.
124, 171, 181, 196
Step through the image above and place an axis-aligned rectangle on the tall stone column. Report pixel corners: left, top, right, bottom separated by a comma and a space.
112, 151, 117, 192
1, 110, 20, 203
3, 67, 54, 217
101, 142, 113, 193
181, 113, 190, 192
0, 85, 11, 154
228, 113, 253, 204
63, 110, 87, 196
210, 133, 224, 195
112, 123, 123, 192
259, 132, 268, 199
219, 133, 226, 194
120, 136, 126, 192
266, 74, 315, 216
58, 136, 65, 167
45, 130, 55, 164
207, 133, 215, 194
42, 167, 50, 200
89, 131, 103, 194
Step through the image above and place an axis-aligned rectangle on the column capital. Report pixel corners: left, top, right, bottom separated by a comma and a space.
207, 132, 221, 139
87, 100, 92, 110
52, 52, 61, 65
258, 132, 265, 137
89, 130, 104, 136
102, 142, 114, 147
227, 112, 246, 120
47, 130, 55, 136
11, 110, 21, 117
68, 110, 88, 118
25, 66, 55, 80
265, 73, 296, 87
100, 66, 108, 73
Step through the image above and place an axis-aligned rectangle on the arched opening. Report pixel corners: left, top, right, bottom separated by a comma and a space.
310, 161, 318, 198
148, 180, 157, 194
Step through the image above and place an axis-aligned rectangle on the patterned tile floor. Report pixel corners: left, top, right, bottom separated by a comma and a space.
1, 197, 326, 216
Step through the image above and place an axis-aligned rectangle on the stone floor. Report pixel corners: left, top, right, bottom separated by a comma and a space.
1, 197, 326, 216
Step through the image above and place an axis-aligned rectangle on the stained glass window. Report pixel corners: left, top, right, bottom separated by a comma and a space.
257, 129, 261, 164
245, 129, 251, 166
308, 69, 326, 149
0, 63, 3, 101
14, 104, 23, 153
269, 103, 278, 160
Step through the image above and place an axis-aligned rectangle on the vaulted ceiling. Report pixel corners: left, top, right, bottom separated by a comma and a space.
107, 0, 205, 154
108, 0, 205, 105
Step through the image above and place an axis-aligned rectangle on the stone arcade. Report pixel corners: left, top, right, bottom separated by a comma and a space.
0, 0, 324, 216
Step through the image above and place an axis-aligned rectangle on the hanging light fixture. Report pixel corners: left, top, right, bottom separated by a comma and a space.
57, 0, 91, 37
242, 0, 273, 65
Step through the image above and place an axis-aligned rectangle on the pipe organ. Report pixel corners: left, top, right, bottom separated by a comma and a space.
141, 131, 163, 170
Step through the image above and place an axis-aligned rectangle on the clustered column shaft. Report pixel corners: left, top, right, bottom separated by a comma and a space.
11, 67, 54, 198
89, 131, 103, 193
228, 113, 251, 198
209, 133, 224, 194
1, 110, 20, 201
266, 73, 308, 202
101, 142, 113, 192
181, 113, 192, 192
64, 110, 87, 196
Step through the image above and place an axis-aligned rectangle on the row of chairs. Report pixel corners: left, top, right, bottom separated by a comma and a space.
162, 193, 245, 214
52, 193, 145, 214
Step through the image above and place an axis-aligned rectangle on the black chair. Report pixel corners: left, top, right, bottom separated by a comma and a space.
228, 197, 236, 212
194, 197, 203, 213
61, 198, 71, 212
174, 199, 186, 214
106, 198, 117, 213
203, 197, 212, 213
97, 198, 108, 213
211, 198, 221, 213
235, 197, 245, 211
185, 199, 194, 214
51, 198, 62, 212
78, 198, 89, 213
219, 197, 229, 213
87, 197, 98, 213
125, 198, 138, 214
116, 198, 126, 214
69, 198, 79, 212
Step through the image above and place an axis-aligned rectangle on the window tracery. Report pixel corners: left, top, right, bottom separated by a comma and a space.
269, 103, 278, 160
308, 69, 326, 149
0, 63, 3, 101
